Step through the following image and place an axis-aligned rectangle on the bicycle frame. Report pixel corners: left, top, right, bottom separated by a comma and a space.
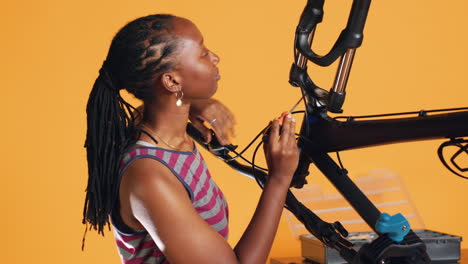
290, 2, 467, 262
187, 0, 468, 263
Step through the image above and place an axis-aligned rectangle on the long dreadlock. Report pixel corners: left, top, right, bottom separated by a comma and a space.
83, 14, 180, 243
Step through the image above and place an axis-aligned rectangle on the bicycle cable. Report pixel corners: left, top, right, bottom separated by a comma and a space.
437, 138, 468, 180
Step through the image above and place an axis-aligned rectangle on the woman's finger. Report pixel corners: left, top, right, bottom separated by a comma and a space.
210, 118, 231, 145
212, 112, 238, 144
288, 115, 297, 147
280, 113, 292, 145
225, 111, 237, 137
216, 114, 235, 137
268, 118, 280, 145
216, 104, 236, 138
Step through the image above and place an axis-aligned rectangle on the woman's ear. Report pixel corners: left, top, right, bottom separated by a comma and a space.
161, 72, 182, 93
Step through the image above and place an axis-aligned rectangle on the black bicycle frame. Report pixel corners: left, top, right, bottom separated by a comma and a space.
294, 109, 468, 229
288, 0, 467, 262
291, 0, 468, 227
302, 111, 468, 153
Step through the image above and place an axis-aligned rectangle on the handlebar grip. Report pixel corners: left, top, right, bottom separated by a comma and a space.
186, 122, 205, 143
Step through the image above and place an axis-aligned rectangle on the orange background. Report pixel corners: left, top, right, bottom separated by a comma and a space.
1, 0, 467, 263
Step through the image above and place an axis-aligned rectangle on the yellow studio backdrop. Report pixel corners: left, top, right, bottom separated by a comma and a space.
1, 0, 467, 263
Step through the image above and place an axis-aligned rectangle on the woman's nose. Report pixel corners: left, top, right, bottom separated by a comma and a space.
211, 51, 220, 65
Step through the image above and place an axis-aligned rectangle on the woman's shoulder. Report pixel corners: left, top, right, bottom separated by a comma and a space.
119, 141, 198, 200
121, 156, 178, 185
120, 141, 197, 168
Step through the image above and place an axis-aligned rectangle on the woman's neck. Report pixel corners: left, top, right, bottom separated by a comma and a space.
141, 99, 191, 148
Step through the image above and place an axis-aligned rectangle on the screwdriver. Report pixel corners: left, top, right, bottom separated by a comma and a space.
263, 97, 303, 142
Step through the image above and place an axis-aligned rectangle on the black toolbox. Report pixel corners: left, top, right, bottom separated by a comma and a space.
300, 229, 462, 263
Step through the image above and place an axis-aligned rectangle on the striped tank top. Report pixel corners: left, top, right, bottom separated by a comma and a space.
111, 140, 229, 264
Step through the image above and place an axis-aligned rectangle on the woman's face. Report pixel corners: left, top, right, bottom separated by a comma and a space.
171, 17, 220, 100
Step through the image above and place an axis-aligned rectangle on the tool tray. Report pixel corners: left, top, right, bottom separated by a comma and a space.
300, 229, 462, 263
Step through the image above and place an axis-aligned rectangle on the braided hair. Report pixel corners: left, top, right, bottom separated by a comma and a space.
83, 14, 180, 240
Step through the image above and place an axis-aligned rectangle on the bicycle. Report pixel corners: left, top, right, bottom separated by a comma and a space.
187, 0, 468, 263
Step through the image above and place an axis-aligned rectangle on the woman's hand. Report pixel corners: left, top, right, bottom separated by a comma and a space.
263, 113, 299, 186
189, 98, 236, 145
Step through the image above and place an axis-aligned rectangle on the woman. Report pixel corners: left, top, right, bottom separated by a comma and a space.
83, 14, 299, 264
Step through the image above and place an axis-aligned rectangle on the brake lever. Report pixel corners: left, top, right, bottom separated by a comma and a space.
186, 122, 238, 158
206, 129, 238, 156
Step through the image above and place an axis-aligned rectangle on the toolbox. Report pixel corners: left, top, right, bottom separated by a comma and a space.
300, 229, 462, 263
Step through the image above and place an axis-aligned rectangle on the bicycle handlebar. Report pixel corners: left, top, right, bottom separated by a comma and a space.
186, 122, 359, 260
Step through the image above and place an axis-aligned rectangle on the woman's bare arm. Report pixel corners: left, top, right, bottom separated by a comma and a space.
121, 159, 239, 264
233, 114, 298, 263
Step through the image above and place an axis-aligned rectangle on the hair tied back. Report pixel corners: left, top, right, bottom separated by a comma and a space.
99, 61, 119, 92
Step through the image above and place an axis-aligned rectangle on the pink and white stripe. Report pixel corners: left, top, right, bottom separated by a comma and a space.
113, 145, 229, 264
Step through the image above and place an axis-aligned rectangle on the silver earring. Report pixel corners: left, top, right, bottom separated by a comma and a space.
175, 91, 183, 107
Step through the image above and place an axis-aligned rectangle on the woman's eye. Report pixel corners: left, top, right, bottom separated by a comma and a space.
202, 50, 209, 56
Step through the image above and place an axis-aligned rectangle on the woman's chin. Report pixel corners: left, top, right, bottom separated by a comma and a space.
208, 84, 218, 98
